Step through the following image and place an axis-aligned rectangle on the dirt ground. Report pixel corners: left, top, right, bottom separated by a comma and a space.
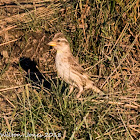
0, 1, 58, 116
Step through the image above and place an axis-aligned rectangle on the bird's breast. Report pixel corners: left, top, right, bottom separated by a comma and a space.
55, 53, 71, 83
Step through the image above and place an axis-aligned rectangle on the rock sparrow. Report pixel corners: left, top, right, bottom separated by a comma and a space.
48, 33, 104, 98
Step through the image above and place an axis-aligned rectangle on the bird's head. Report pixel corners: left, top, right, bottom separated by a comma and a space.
48, 33, 70, 53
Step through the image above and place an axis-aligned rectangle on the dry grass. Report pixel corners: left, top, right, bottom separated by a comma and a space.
0, 0, 140, 139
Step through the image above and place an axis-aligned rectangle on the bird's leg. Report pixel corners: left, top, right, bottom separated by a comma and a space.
68, 85, 74, 96
76, 85, 83, 98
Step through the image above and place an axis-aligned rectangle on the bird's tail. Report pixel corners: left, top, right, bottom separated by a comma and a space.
85, 80, 105, 95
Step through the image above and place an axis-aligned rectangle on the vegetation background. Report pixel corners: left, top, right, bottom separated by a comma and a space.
0, 0, 139, 139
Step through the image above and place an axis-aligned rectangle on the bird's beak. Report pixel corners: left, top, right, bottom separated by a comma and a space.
48, 41, 57, 47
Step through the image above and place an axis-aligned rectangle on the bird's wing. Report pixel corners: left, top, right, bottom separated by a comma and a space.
67, 55, 86, 75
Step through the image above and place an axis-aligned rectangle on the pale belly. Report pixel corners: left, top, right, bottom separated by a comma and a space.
55, 54, 71, 84
55, 53, 85, 87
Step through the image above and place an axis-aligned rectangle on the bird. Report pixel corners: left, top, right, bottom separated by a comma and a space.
48, 32, 104, 98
